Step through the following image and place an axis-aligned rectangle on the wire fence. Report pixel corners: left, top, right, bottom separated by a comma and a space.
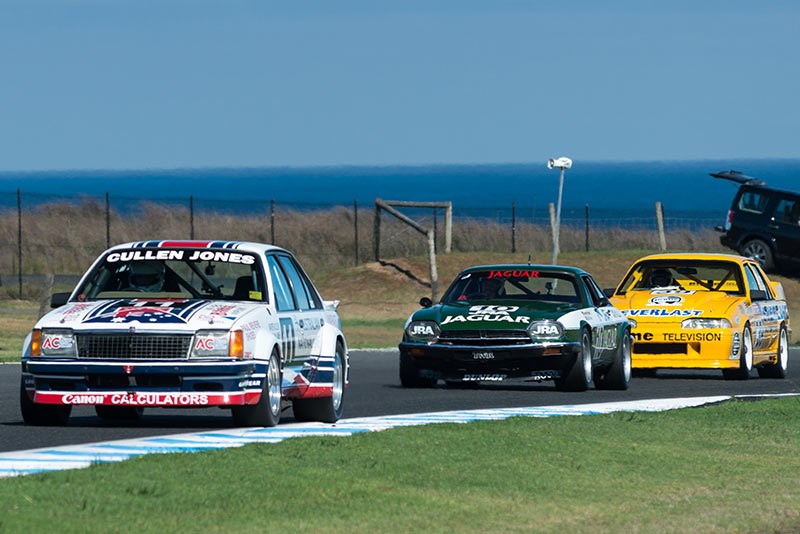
0, 190, 727, 299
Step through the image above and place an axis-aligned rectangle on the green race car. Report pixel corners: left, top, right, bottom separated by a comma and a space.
399, 264, 632, 391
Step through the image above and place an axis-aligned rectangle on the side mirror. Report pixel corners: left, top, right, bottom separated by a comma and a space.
750, 289, 767, 302
602, 288, 616, 298
419, 297, 433, 308
50, 292, 70, 308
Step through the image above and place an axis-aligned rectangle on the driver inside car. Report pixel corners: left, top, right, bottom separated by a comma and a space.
126, 261, 166, 292
649, 268, 674, 288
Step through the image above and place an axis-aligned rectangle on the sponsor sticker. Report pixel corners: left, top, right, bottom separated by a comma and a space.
647, 295, 684, 306
623, 309, 703, 317
106, 250, 255, 265
442, 304, 530, 325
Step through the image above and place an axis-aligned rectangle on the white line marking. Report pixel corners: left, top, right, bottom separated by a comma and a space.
0, 394, 794, 478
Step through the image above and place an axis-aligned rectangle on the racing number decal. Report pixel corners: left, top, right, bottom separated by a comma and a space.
279, 318, 296, 363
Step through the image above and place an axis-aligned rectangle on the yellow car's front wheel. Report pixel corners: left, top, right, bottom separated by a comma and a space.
723, 325, 753, 381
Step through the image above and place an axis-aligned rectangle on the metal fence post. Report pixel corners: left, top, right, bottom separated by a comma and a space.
270, 199, 275, 245
105, 192, 111, 248
189, 195, 195, 240
353, 200, 359, 266
17, 189, 22, 299
511, 202, 516, 253
585, 203, 589, 252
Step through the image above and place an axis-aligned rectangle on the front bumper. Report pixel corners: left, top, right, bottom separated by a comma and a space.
631, 326, 739, 369
21, 358, 265, 407
399, 340, 581, 381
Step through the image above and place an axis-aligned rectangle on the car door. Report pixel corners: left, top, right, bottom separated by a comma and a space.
266, 255, 299, 364
768, 195, 800, 263
581, 274, 624, 364
743, 263, 781, 352
276, 254, 326, 364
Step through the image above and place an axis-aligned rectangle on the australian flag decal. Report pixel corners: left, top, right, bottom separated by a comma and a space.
83, 299, 206, 324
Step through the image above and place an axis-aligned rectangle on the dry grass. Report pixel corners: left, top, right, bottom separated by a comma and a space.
0, 202, 795, 352
0, 201, 725, 284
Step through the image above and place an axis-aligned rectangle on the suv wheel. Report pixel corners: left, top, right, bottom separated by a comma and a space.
741, 239, 774, 271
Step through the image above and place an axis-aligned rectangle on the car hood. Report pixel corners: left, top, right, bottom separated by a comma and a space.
35, 298, 263, 332
414, 300, 581, 331
610, 289, 740, 322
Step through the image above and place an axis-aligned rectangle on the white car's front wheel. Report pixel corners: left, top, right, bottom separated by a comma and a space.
232, 349, 282, 427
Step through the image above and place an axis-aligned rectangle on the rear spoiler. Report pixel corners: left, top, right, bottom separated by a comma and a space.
709, 170, 765, 186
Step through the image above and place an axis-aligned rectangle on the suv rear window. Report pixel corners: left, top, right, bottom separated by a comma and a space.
737, 191, 769, 214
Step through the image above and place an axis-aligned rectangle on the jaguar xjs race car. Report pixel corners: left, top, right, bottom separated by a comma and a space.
607, 253, 789, 379
20, 240, 348, 427
399, 265, 632, 391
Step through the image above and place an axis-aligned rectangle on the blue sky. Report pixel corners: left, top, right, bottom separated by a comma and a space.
1, 1, 798, 171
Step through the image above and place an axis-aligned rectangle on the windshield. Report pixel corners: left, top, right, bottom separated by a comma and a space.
617, 260, 744, 295
74, 249, 266, 302
442, 269, 584, 305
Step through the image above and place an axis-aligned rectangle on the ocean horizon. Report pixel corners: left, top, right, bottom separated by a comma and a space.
1, 158, 798, 224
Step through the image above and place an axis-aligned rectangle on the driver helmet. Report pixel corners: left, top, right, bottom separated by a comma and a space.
129, 261, 165, 291
649, 268, 673, 288
481, 277, 504, 298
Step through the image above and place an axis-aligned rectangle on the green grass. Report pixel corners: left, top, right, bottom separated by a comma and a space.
3, 397, 800, 532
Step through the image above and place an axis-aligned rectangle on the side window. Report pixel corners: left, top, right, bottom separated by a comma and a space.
774, 197, 800, 225
582, 275, 606, 307
267, 256, 296, 311
277, 256, 311, 310
744, 265, 765, 293
737, 190, 768, 214
747, 264, 773, 298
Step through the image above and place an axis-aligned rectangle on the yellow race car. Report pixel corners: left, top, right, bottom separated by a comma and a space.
607, 253, 789, 379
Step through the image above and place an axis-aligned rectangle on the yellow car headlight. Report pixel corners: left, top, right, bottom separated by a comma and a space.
681, 318, 731, 329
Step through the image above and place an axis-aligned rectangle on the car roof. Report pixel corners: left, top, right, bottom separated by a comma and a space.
736, 183, 800, 198
460, 264, 590, 276
630, 252, 755, 265
107, 240, 289, 255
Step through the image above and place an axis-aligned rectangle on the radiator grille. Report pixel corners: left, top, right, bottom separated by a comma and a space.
76, 334, 193, 360
438, 330, 531, 346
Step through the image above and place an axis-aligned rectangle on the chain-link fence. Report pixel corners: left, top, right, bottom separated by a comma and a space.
0, 190, 725, 299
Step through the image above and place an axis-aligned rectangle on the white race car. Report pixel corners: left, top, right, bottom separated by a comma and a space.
20, 240, 348, 427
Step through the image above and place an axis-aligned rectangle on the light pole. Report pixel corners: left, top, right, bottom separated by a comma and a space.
547, 156, 573, 265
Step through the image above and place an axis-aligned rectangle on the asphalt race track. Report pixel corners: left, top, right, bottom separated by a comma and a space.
2, 348, 800, 453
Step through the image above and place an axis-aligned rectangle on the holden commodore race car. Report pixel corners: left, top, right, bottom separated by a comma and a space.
399, 265, 632, 391
607, 253, 789, 379
20, 240, 348, 427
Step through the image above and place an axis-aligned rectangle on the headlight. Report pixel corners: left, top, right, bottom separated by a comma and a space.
37, 328, 78, 357
681, 318, 731, 329
405, 321, 440, 342
528, 320, 563, 340
192, 330, 244, 358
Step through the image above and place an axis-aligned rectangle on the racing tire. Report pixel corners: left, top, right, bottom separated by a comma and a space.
293, 342, 346, 423
758, 324, 789, 379
594, 329, 632, 390
95, 406, 145, 421
19, 378, 72, 426
723, 325, 753, 380
399, 351, 436, 388
232, 349, 282, 427
555, 328, 593, 392
741, 239, 774, 271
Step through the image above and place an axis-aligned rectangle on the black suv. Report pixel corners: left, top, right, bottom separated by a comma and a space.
714, 170, 800, 272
